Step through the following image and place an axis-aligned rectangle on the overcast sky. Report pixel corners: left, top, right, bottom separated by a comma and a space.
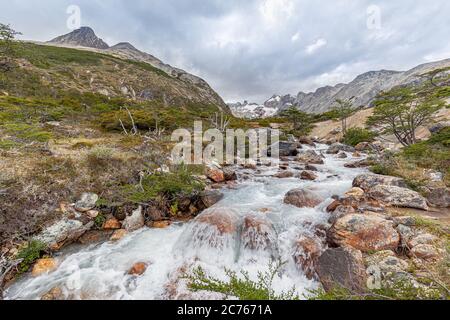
1, 0, 450, 103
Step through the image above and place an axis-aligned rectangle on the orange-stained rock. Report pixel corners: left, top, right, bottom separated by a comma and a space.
195, 208, 238, 234
327, 214, 400, 252
128, 262, 148, 276
284, 188, 323, 208
206, 166, 225, 183
241, 215, 276, 251
293, 235, 323, 280
32, 258, 57, 277
103, 218, 121, 230
110, 229, 128, 241
151, 221, 172, 229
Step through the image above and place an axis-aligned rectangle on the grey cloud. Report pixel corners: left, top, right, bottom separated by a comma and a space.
1, 0, 449, 103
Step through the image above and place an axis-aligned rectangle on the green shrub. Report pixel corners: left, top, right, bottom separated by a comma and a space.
186, 260, 299, 300
343, 128, 376, 146
16, 240, 47, 273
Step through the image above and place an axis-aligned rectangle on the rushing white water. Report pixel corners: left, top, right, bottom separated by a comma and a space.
5, 144, 367, 300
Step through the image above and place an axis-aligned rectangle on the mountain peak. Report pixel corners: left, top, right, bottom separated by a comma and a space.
110, 42, 139, 51
48, 27, 109, 49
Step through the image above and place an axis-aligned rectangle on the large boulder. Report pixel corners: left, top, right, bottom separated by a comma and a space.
316, 247, 367, 293
299, 171, 318, 181
200, 190, 224, 208
296, 150, 324, 165
122, 206, 145, 232
206, 165, 225, 183
222, 167, 238, 181
327, 214, 400, 252
32, 258, 57, 277
34, 219, 94, 250
241, 215, 277, 252
278, 142, 301, 157
326, 143, 355, 155
274, 171, 295, 179
293, 235, 323, 280
284, 188, 324, 208
368, 185, 429, 210
352, 174, 407, 192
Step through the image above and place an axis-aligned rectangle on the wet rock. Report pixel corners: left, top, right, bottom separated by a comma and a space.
305, 164, 318, 172
151, 221, 172, 229
128, 262, 148, 276
327, 214, 400, 252
316, 247, 366, 293
41, 287, 63, 300
78, 230, 113, 245
74, 193, 99, 212
200, 190, 224, 208
110, 229, 128, 241
345, 187, 365, 199
326, 143, 355, 155
328, 206, 356, 225
298, 136, 315, 146
274, 171, 294, 179
34, 219, 94, 249
326, 200, 341, 213
368, 185, 429, 211
241, 215, 277, 251
293, 235, 323, 280
352, 174, 407, 192
279, 142, 301, 157
355, 142, 370, 152
145, 206, 166, 222
206, 165, 225, 183
32, 258, 57, 277
344, 159, 373, 168
352, 151, 362, 157
122, 206, 145, 232
299, 171, 318, 181
103, 218, 122, 230
337, 152, 348, 159
222, 167, 237, 181
195, 208, 239, 235
284, 188, 324, 208
296, 150, 324, 165
86, 210, 99, 219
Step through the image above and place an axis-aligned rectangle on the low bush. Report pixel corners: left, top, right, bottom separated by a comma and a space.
343, 128, 376, 146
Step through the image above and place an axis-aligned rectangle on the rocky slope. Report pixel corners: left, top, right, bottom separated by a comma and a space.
232, 59, 450, 117
48, 27, 226, 110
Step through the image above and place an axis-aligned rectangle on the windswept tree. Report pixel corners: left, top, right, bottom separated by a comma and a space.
281, 106, 313, 136
333, 98, 355, 135
367, 86, 443, 146
0, 23, 21, 70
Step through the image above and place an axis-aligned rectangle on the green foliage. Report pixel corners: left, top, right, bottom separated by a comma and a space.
16, 240, 46, 273
186, 260, 299, 300
280, 106, 314, 136
123, 165, 205, 204
368, 85, 444, 146
312, 109, 341, 122
332, 98, 356, 134
343, 127, 376, 146
1, 123, 52, 143
94, 213, 107, 229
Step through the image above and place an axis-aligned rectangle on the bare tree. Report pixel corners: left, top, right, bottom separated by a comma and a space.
209, 112, 230, 133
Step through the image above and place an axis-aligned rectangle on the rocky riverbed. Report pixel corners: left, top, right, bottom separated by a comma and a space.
3, 143, 448, 300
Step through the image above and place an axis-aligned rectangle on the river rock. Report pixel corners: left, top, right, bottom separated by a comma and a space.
103, 218, 121, 230
78, 230, 113, 245
298, 136, 315, 146
345, 187, 365, 199
110, 229, 128, 241
34, 219, 94, 249
326, 143, 355, 155
293, 235, 323, 280
222, 167, 237, 181
299, 171, 318, 181
151, 221, 172, 229
315, 247, 366, 293
367, 185, 429, 210
74, 193, 99, 212
122, 206, 145, 232
241, 215, 277, 252
32, 258, 57, 277
328, 205, 356, 225
352, 174, 407, 191
128, 262, 148, 276
41, 287, 63, 300
279, 142, 301, 157
284, 188, 324, 208
195, 208, 238, 235
274, 171, 294, 179
344, 159, 373, 168
206, 165, 225, 183
355, 142, 370, 152
200, 190, 224, 208
337, 152, 348, 159
296, 150, 324, 165
327, 214, 400, 252
305, 164, 318, 172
